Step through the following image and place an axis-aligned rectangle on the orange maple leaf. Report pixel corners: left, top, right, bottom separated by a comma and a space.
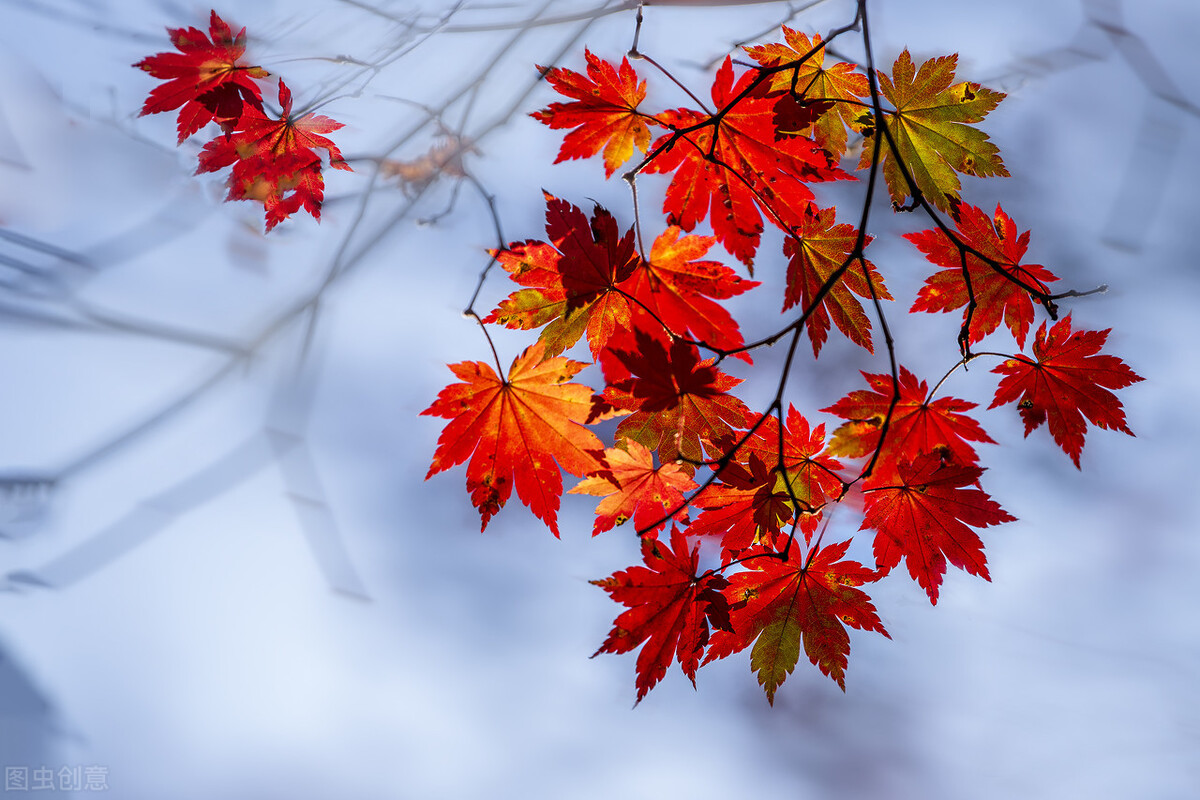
532, 49, 656, 178
646, 57, 848, 268
822, 365, 995, 470
570, 438, 697, 536
744, 27, 869, 159
782, 205, 890, 356
623, 226, 759, 359
422, 342, 604, 536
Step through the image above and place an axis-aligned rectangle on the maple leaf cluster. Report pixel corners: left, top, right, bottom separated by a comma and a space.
134, 10, 351, 231
419, 22, 1143, 704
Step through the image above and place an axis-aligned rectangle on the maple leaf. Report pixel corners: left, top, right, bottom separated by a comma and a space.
591, 528, 732, 703
744, 27, 869, 158
704, 537, 889, 700
822, 366, 995, 469
989, 315, 1143, 467
861, 455, 1014, 604
907, 203, 1059, 347
646, 57, 848, 267
422, 341, 604, 536
532, 50, 656, 178
484, 193, 639, 360
196, 79, 351, 231
622, 226, 759, 359
380, 135, 473, 195
596, 329, 752, 464
782, 205, 890, 356
859, 50, 1007, 213
569, 439, 698, 536
134, 10, 269, 143
733, 405, 845, 541
689, 455, 793, 555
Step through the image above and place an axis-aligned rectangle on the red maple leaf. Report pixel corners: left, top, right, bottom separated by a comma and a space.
422, 341, 604, 536
720, 405, 844, 541
569, 439, 698, 536
595, 329, 752, 463
196, 79, 351, 231
134, 10, 269, 142
861, 455, 1014, 604
704, 536, 889, 700
646, 57, 848, 267
484, 193, 639, 359
989, 315, 1143, 467
532, 50, 657, 178
782, 205, 890, 356
743, 27, 869, 159
622, 226, 759, 359
907, 203, 1059, 347
689, 455, 793, 555
822, 365, 995, 469
591, 528, 732, 704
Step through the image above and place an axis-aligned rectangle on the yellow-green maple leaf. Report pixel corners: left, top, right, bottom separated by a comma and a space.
858, 50, 1008, 213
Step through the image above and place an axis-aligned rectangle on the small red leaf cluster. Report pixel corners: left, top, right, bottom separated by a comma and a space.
134, 10, 351, 230
419, 23, 1143, 704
